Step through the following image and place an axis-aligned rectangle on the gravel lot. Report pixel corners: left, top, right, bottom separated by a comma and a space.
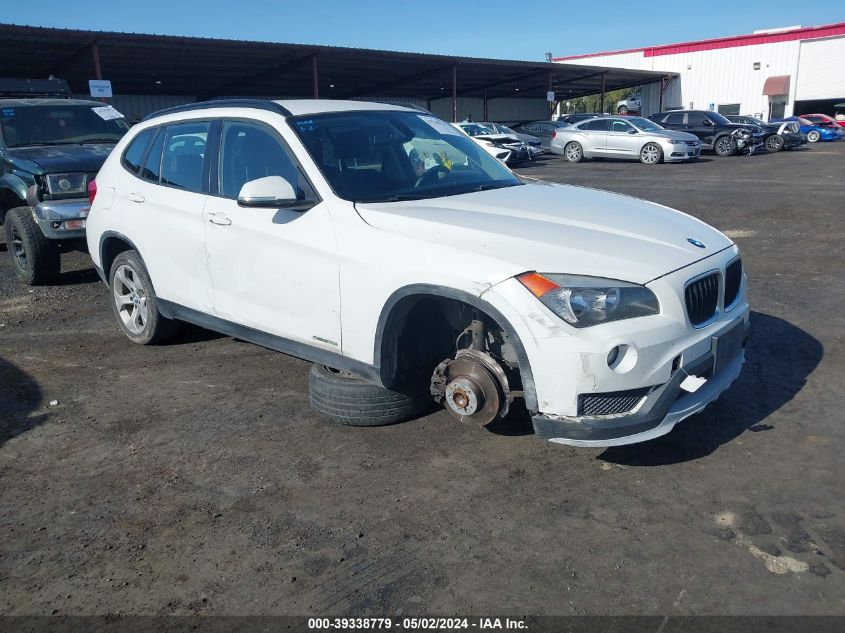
1, 142, 843, 617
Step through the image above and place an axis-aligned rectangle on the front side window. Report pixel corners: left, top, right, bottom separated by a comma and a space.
219, 121, 303, 199
627, 117, 663, 132
290, 111, 520, 203
160, 122, 209, 192
686, 112, 709, 125
609, 120, 634, 133
0, 104, 129, 148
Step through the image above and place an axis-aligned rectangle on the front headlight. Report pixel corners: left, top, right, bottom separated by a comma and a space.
517, 272, 659, 328
46, 173, 87, 195
667, 139, 686, 145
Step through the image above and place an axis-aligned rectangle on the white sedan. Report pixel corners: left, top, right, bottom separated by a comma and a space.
86, 99, 748, 447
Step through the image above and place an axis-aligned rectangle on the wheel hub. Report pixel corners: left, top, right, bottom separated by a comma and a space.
431, 352, 506, 427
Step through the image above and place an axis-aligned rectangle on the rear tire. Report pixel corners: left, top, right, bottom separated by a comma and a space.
807, 130, 820, 143
109, 250, 177, 345
4, 206, 60, 285
714, 135, 736, 157
564, 141, 583, 163
617, 105, 628, 115
309, 364, 431, 427
765, 135, 784, 152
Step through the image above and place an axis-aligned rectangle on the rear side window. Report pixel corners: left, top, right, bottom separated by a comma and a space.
121, 128, 155, 174
160, 122, 210, 192
580, 119, 609, 131
664, 113, 685, 125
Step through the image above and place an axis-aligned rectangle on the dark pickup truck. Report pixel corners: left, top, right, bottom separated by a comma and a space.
648, 110, 764, 156
1, 80, 129, 284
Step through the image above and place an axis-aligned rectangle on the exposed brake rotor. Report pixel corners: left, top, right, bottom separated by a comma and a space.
431, 350, 508, 427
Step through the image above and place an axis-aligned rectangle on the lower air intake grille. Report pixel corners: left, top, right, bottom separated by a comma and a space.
685, 272, 720, 326
724, 259, 742, 308
577, 387, 651, 416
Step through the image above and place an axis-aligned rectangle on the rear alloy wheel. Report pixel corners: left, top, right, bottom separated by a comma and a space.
109, 250, 177, 345
308, 364, 431, 426
564, 141, 583, 163
765, 135, 785, 152
617, 105, 628, 115
3, 206, 60, 285
714, 136, 736, 157
640, 142, 663, 165
807, 130, 821, 143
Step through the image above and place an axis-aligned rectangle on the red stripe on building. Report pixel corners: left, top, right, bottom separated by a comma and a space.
552, 22, 845, 62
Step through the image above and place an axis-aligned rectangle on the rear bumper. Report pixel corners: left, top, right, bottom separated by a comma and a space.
33, 199, 90, 240
532, 319, 750, 447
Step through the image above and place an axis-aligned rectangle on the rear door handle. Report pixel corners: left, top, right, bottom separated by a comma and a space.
128, 192, 145, 203
207, 212, 232, 226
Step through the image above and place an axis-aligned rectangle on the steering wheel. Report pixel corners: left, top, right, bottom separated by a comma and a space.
415, 165, 451, 188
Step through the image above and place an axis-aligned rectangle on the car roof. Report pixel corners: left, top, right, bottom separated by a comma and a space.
0, 98, 106, 108
275, 99, 415, 116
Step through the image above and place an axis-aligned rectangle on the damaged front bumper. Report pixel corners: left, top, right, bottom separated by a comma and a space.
32, 199, 90, 240
532, 318, 750, 447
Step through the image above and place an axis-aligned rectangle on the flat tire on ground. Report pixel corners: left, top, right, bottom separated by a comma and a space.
309, 364, 431, 427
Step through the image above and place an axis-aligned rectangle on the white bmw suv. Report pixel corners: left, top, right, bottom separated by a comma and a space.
86, 99, 750, 447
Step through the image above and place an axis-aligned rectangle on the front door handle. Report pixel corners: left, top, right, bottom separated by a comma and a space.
128, 192, 145, 203
207, 212, 232, 226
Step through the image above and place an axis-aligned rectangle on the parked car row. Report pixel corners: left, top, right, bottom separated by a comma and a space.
511, 107, 843, 165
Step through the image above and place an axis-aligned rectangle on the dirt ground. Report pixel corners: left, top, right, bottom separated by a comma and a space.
1, 142, 843, 617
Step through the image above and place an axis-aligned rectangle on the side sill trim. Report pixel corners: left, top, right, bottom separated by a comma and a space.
157, 300, 383, 386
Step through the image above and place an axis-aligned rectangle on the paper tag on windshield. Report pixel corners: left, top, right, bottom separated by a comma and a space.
92, 105, 124, 121
419, 115, 460, 136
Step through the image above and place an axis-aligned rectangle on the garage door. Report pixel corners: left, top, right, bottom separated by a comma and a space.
796, 37, 845, 101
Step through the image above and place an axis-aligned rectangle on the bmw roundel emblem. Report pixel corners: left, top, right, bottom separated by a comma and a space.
687, 238, 706, 249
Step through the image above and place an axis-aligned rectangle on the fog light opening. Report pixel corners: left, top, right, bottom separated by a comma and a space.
672, 355, 682, 374
608, 344, 637, 374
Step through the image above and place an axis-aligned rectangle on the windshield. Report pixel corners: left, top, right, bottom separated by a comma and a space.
0, 104, 129, 148
627, 117, 664, 132
795, 117, 813, 125
496, 124, 517, 135
707, 112, 733, 125
459, 123, 495, 137
289, 111, 521, 203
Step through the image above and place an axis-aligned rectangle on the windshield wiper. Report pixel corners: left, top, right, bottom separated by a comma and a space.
11, 141, 79, 147
358, 192, 433, 203
80, 138, 119, 144
470, 182, 521, 192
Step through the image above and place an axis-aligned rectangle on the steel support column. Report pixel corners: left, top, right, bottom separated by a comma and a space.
452, 65, 457, 122
91, 42, 106, 102
312, 55, 319, 99
548, 71, 554, 119
483, 88, 488, 122
599, 73, 606, 113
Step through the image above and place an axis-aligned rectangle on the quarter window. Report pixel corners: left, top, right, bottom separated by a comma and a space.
121, 128, 155, 174
141, 130, 165, 182
218, 121, 302, 199
160, 122, 209, 192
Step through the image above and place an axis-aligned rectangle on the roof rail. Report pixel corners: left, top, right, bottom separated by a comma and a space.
143, 99, 292, 121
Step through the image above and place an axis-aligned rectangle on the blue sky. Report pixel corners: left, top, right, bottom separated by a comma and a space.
5, 1, 844, 61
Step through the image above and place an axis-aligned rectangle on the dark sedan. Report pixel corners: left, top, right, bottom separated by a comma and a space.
725, 115, 804, 151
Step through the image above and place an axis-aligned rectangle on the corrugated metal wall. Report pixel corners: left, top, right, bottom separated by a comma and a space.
73, 94, 196, 122
71, 93, 549, 124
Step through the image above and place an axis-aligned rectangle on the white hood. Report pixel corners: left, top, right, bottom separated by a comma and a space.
355, 182, 732, 286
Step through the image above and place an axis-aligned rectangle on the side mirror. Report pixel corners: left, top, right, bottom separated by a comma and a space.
237, 176, 302, 209
702, 119, 713, 126
627, 128, 638, 134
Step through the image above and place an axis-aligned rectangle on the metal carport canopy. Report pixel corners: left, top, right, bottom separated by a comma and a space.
0, 23, 670, 108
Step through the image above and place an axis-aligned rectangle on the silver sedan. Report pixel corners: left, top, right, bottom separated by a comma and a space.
550, 116, 701, 164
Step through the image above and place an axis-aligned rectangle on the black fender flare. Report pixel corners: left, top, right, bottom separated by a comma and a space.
373, 284, 538, 413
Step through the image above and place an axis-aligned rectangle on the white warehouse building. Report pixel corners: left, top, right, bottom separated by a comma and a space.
553, 22, 845, 120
